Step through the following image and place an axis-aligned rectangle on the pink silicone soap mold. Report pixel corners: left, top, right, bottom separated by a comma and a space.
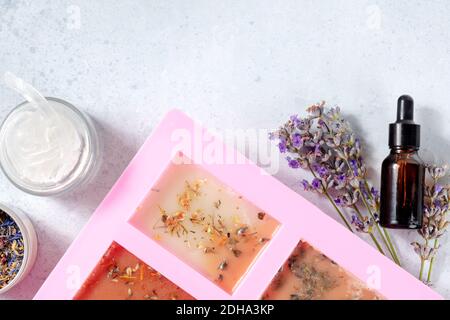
34, 110, 442, 300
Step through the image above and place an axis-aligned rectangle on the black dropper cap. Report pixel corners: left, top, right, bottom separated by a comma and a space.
388, 95, 420, 149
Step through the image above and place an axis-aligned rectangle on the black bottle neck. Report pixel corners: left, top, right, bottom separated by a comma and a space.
390, 146, 419, 154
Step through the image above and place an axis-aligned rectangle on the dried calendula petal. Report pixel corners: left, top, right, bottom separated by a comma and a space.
178, 191, 191, 210
190, 210, 204, 224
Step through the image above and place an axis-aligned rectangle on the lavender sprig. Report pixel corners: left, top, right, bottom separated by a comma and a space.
271, 101, 400, 265
411, 165, 449, 284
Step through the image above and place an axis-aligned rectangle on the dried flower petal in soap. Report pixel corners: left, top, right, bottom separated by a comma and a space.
131, 159, 280, 293
262, 241, 383, 300
74, 242, 194, 300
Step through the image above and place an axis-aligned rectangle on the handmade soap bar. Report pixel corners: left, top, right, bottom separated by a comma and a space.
262, 241, 382, 300
131, 155, 280, 293
74, 242, 194, 300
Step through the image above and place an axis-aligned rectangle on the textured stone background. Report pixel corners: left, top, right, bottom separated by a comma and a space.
0, 0, 449, 299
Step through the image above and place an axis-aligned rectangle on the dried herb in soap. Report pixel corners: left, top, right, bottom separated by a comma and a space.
74, 243, 194, 300
262, 241, 383, 300
153, 177, 277, 292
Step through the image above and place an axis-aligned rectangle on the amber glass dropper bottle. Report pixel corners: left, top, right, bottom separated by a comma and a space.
380, 95, 424, 229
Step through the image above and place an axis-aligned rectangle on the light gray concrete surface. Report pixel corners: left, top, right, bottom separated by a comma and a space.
0, 0, 449, 299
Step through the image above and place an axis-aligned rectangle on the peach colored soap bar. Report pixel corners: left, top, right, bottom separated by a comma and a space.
74, 243, 194, 300
262, 241, 382, 300
131, 157, 280, 293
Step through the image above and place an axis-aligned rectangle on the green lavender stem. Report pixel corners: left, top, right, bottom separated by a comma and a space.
324, 189, 354, 232
360, 191, 401, 265
419, 258, 425, 281
337, 151, 400, 262
353, 205, 385, 255
426, 239, 439, 283
419, 239, 429, 281
363, 179, 401, 266
307, 163, 353, 232
382, 227, 401, 265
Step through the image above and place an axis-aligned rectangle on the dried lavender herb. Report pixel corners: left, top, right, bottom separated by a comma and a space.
0, 210, 24, 289
411, 165, 450, 284
288, 256, 336, 300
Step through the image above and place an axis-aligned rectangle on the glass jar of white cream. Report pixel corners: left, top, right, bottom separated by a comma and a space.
0, 97, 99, 196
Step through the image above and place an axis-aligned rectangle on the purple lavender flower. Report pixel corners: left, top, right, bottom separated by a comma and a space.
432, 200, 444, 212
278, 138, 287, 153
311, 178, 322, 191
351, 215, 373, 233
434, 184, 443, 196
314, 144, 322, 157
335, 174, 346, 187
287, 158, 300, 169
291, 132, 303, 148
351, 215, 364, 230
349, 159, 359, 177
355, 138, 361, 150
334, 191, 359, 207
300, 179, 310, 190
318, 119, 326, 128
370, 187, 379, 199
268, 132, 276, 140
315, 165, 328, 178
290, 115, 301, 127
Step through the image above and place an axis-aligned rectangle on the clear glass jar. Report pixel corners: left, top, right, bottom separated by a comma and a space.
0, 97, 100, 196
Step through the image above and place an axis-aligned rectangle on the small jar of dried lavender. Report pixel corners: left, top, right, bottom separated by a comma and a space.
0, 204, 37, 294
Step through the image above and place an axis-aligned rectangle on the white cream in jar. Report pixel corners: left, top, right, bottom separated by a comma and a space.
0, 98, 98, 195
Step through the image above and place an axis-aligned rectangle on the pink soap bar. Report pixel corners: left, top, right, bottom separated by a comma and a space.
74, 242, 194, 300
262, 241, 383, 300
